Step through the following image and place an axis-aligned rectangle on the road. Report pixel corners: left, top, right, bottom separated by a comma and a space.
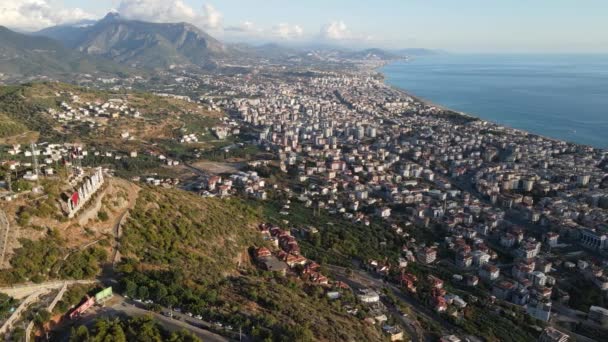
382, 298, 425, 342
0, 289, 46, 336
329, 265, 426, 341
0, 209, 10, 267
111, 210, 129, 267
64, 295, 232, 342
25, 282, 69, 342
62, 239, 103, 261
113, 301, 230, 342
550, 303, 604, 342
184, 162, 209, 178
329, 265, 461, 341
9, 281, 234, 341
0, 279, 97, 300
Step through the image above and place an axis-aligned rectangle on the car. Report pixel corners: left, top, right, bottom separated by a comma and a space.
186, 312, 193, 317
195, 315, 203, 320
226, 325, 233, 331
215, 322, 223, 328
174, 307, 182, 312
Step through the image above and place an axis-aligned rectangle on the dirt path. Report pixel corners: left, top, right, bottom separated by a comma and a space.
0, 210, 10, 268
107, 178, 140, 269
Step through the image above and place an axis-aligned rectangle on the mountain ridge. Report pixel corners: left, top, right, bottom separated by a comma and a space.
34, 13, 441, 69
36, 13, 226, 69
0, 26, 128, 78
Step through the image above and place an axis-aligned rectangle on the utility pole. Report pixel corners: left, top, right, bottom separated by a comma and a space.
6, 172, 11, 193
30, 143, 39, 186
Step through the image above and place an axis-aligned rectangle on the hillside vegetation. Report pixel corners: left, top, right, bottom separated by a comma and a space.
0, 82, 222, 176
0, 113, 27, 138
0, 85, 56, 140
118, 187, 382, 341
65, 315, 200, 342
120, 187, 265, 282
0, 82, 219, 141
0, 228, 108, 284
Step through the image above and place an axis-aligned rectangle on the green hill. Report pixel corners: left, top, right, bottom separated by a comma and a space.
118, 186, 382, 341
0, 113, 27, 138
120, 187, 265, 282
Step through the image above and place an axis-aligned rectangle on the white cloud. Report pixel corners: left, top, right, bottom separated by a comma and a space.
225, 21, 258, 33
200, 4, 222, 30
0, 0, 94, 31
320, 20, 350, 40
225, 21, 303, 41
271, 23, 304, 39
319, 20, 375, 45
117, 0, 222, 30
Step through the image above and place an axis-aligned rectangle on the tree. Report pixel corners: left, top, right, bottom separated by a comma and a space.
154, 284, 168, 300
162, 295, 178, 308
308, 232, 322, 247
33, 309, 51, 327
92, 319, 111, 341
69, 326, 90, 342
12, 327, 26, 341
168, 330, 201, 342
17, 211, 31, 226
124, 280, 138, 298
137, 285, 149, 300
125, 316, 163, 342
108, 322, 127, 342
97, 211, 109, 222
14, 179, 32, 193
285, 325, 314, 342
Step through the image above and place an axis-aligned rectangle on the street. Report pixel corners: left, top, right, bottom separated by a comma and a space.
329, 264, 462, 341
56, 295, 232, 342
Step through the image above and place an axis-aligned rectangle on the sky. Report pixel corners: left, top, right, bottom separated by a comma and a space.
1, 0, 607, 52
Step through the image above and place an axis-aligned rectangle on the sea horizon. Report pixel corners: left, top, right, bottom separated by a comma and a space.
381, 53, 608, 149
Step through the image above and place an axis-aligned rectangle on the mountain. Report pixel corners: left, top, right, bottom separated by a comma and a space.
343, 48, 403, 60
393, 48, 444, 56
36, 13, 226, 69
34, 22, 90, 48
298, 46, 403, 62
0, 26, 128, 78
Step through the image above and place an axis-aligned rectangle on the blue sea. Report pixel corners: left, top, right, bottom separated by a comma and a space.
381, 54, 608, 148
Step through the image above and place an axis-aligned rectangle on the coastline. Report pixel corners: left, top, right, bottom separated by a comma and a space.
374, 60, 606, 151
371, 60, 476, 119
